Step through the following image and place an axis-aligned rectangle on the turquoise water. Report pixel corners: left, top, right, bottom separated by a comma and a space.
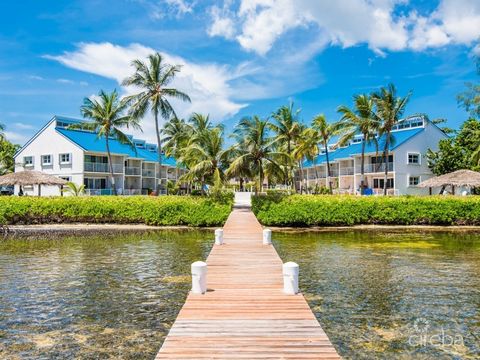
273, 230, 480, 359
0, 229, 479, 359
0, 230, 212, 359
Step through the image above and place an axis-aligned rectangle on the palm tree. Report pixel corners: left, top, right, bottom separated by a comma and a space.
311, 114, 341, 194
70, 90, 141, 195
62, 182, 85, 196
181, 127, 228, 194
372, 84, 411, 195
270, 103, 302, 186
122, 52, 190, 193
337, 94, 379, 194
162, 116, 191, 159
293, 127, 322, 193
227, 116, 288, 194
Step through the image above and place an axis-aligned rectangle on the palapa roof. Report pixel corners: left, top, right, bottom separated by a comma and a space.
0, 170, 68, 186
417, 169, 480, 188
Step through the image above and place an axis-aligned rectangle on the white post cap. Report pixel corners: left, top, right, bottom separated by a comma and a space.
263, 228, 272, 245
282, 261, 299, 295
191, 261, 207, 294
215, 228, 224, 245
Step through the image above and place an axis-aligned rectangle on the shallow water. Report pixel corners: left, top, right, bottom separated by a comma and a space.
273, 230, 480, 360
0, 230, 212, 359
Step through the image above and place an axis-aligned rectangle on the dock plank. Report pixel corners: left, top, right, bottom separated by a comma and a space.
156, 199, 340, 359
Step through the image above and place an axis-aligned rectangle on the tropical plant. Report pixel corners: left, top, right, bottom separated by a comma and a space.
227, 116, 288, 194
162, 116, 191, 159
70, 90, 141, 195
270, 103, 302, 186
0, 122, 5, 141
180, 127, 229, 194
0, 138, 20, 175
457, 55, 480, 119
62, 182, 85, 196
337, 94, 379, 194
372, 84, 411, 195
122, 52, 190, 192
311, 114, 342, 194
292, 126, 320, 193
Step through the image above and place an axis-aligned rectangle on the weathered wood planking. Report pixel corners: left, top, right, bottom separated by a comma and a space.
156, 202, 341, 359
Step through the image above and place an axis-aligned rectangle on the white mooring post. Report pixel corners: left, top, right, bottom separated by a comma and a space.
191, 261, 207, 294
263, 228, 272, 245
283, 262, 299, 295
215, 228, 224, 245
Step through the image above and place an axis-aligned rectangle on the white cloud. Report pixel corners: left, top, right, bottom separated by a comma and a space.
13, 122, 35, 130
28, 75, 44, 80
45, 42, 248, 141
4, 131, 28, 144
57, 78, 75, 84
207, 0, 480, 56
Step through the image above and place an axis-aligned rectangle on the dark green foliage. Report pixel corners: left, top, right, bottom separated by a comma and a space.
0, 196, 233, 227
252, 194, 480, 226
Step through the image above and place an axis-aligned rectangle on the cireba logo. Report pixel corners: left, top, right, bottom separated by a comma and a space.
408, 318, 464, 348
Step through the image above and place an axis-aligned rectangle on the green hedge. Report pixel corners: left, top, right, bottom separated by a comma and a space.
252, 194, 480, 226
0, 195, 233, 227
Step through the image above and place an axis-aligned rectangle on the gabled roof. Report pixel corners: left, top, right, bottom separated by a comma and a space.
56, 127, 177, 167
303, 127, 424, 167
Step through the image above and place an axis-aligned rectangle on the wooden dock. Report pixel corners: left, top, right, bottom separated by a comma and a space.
156, 195, 340, 359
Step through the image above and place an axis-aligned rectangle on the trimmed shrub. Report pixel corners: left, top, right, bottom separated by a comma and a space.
0, 195, 233, 227
252, 194, 480, 226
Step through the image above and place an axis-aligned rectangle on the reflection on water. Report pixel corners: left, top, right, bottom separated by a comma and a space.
0, 230, 212, 359
273, 230, 480, 359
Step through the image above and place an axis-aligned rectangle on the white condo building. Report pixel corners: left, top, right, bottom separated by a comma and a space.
13, 116, 185, 196
296, 115, 449, 195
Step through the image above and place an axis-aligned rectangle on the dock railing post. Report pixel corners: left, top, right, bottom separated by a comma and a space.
263, 229, 272, 245
191, 261, 207, 294
215, 228, 224, 245
283, 262, 299, 295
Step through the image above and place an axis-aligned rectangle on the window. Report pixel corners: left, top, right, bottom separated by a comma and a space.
59, 153, 71, 164
373, 178, 394, 189
371, 155, 393, 164
409, 176, 420, 186
24, 156, 33, 167
408, 153, 420, 165
84, 178, 107, 189
41, 154, 52, 166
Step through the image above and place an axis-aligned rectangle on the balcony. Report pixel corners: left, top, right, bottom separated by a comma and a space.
84, 162, 123, 173
142, 169, 156, 177
123, 189, 148, 195
85, 188, 114, 196
356, 162, 394, 173
339, 167, 354, 176
125, 166, 141, 176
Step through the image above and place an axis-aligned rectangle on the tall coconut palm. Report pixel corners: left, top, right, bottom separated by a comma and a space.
122, 52, 190, 192
270, 103, 302, 186
0, 122, 5, 141
311, 114, 342, 194
293, 127, 322, 193
70, 90, 141, 195
372, 84, 411, 195
337, 94, 379, 194
227, 116, 288, 194
181, 127, 228, 194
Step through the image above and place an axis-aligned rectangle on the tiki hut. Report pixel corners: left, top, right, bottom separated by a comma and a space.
0, 170, 67, 196
417, 169, 480, 195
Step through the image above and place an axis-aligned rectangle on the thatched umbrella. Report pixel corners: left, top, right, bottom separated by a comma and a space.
417, 169, 480, 195
0, 170, 68, 196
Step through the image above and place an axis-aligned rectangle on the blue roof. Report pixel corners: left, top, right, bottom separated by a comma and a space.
303, 127, 424, 167
56, 127, 177, 166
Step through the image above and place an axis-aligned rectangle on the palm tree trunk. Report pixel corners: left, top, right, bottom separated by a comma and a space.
325, 144, 332, 194
383, 136, 390, 196
105, 135, 117, 196
360, 138, 366, 195
299, 161, 304, 194
258, 163, 263, 194
154, 108, 163, 195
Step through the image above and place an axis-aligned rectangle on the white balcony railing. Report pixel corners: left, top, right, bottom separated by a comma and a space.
84, 162, 123, 173
123, 189, 147, 195
142, 169, 156, 177
339, 167, 354, 176
125, 167, 141, 176
85, 188, 114, 196
356, 162, 394, 173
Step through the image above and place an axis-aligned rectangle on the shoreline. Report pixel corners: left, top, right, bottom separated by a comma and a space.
2, 223, 480, 237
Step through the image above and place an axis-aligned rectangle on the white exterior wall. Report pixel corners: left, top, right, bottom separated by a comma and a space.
14, 120, 84, 196
393, 122, 447, 195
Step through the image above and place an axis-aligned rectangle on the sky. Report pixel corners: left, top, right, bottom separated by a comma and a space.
0, 0, 479, 145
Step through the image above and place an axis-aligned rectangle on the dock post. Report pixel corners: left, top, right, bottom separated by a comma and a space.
263, 229, 272, 245
215, 228, 224, 245
191, 261, 207, 294
283, 262, 299, 294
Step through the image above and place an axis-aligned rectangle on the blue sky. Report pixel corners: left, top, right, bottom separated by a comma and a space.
1, 0, 479, 144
